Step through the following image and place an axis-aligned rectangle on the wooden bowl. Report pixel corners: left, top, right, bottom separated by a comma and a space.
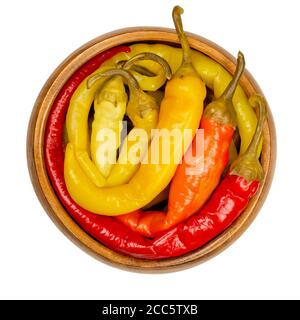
27, 28, 276, 272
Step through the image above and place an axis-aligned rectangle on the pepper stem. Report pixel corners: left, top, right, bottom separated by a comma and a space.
230, 94, 266, 182
203, 51, 245, 126
247, 95, 267, 156
87, 68, 140, 94
172, 6, 192, 66
123, 52, 172, 80
221, 51, 245, 102
126, 65, 156, 77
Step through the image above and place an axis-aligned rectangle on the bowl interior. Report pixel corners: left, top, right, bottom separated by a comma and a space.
27, 27, 276, 272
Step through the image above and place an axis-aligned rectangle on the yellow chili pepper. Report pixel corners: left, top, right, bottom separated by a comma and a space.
90, 76, 127, 178
66, 55, 126, 187
90, 68, 160, 187
64, 6, 206, 215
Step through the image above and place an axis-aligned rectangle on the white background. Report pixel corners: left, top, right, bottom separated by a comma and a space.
0, 0, 299, 300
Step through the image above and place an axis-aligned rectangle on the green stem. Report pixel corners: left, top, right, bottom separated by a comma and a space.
127, 65, 156, 77
221, 51, 245, 101
203, 51, 245, 126
247, 94, 267, 155
172, 6, 191, 65
87, 68, 140, 95
123, 52, 172, 79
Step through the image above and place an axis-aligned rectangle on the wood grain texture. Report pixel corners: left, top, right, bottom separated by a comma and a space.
27, 28, 276, 273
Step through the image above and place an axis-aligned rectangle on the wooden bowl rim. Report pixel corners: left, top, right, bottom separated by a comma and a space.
27, 27, 276, 273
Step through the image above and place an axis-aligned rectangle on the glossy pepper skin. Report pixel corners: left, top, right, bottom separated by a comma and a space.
151, 174, 260, 257
161, 94, 265, 258
87, 55, 172, 187
104, 68, 159, 186
118, 52, 245, 237
67, 54, 167, 187
117, 119, 235, 237
119, 95, 265, 257
64, 45, 260, 192
90, 76, 127, 178
64, 7, 206, 216
44, 46, 154, 258
45, 48, 259, 259
66, 51, 171, 188
65, 44, 260, 192
44, 43, 265, 259
65, 53, 171, 188
120, 44, 259, 155
45, 45, 130, 190
43, 3, 264, 258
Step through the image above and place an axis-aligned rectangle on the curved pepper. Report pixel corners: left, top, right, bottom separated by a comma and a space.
90, 76, 127, 178
64, 6, 206, 215
117, 52, 245, 236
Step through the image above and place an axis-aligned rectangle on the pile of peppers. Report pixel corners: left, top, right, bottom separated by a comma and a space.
44, 6, 266, 259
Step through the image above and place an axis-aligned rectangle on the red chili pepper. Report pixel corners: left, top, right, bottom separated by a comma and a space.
44, 46, 154, 259
44, 46, 265, 260
152, 174, 260, 257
